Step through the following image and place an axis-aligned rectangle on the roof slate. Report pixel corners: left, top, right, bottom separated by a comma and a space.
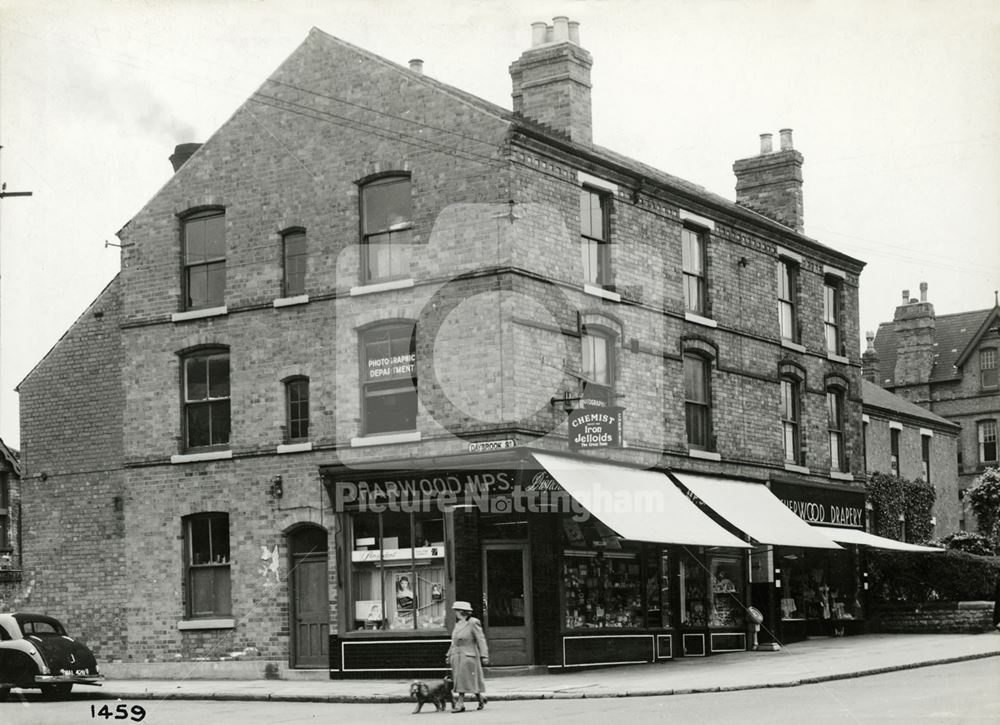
872, 307, 994, 385
860, 380, 959, 429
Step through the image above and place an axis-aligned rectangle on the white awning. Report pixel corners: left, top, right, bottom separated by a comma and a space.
812, 526, 944, 552
531, 452, 750, 549
668, 472, 843, 550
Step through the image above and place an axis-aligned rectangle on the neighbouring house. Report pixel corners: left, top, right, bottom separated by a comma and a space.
0, 438, 22, 607
860, 379, 960, 535
19, 18, 920, 678
866, 286, 1000, 532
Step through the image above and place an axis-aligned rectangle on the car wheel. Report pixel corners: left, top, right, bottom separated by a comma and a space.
41, 683, 72, 700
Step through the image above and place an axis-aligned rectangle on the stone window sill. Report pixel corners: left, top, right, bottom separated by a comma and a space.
583, 284, 621, 302
277, 442, 313, 454
351, 431, 421, 448
350, 278, 414, 296
684, 312, 718, 329
172, 305, 228, 323
178, 618, 236, 631
273, 294, 309, 308
171, 450, 233, 464
688, 449, 721, 461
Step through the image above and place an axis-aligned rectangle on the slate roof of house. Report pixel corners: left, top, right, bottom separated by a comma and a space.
860, 380, 959, 431
872, 307, 994, 386
307, 28, 864, 271
0, 438, 21, 477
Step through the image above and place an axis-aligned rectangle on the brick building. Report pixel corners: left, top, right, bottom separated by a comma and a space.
860, 380, 960, 534
866, 287, 1000, 531
0, 439, 21, 605
16, 20, 915, 677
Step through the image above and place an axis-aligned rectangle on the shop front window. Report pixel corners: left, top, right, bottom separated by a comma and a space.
561, 517, 642, 629
707, 554, 745, 629
777, 548, 863, 623
349, 510, 446, 631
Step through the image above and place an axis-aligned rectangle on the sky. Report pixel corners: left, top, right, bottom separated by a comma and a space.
0, 0, 998, 450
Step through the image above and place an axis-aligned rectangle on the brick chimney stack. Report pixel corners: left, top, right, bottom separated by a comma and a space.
732, 129, 805, 233
892, 282, 936, 392
509, 17, 593, 144
169, 143, 202, 172
861, 331, 880, 384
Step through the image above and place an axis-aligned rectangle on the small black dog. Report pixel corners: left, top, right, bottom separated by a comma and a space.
410, 675, 454, 713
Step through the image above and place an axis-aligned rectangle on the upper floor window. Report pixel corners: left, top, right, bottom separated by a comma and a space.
777, 258, 799, 343
827, 388, 845, 472
283, 230, 307, 297
184, 513, 231, 618
285, 377, 310, 442
362, 323, 417, 435
183, 211, 226, 310
979, 420, 998, 463
981, 348, 998, 389
684, 354, 712, 451
682, 227, 707, 315
780, 378, 801, 465
581, 327, 615, 405
921, 434, 931, 482
361, 176, 412, 283
890, 428, 900, 476
183, 349, 231, 450
823, 277, 842, 356
580, 187, 611, 287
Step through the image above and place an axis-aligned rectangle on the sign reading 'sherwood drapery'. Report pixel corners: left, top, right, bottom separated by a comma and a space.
568, 407, 623, 450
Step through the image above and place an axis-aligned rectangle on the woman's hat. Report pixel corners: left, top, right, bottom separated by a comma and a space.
451, 600, 473, 612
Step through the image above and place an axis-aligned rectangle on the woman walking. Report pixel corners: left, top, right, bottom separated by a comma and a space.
446, 601, 489, 712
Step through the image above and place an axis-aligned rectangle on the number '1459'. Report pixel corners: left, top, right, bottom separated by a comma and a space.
90, 704, 146, 721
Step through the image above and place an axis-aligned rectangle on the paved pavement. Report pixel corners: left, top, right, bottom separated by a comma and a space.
57, 632, 1000, 703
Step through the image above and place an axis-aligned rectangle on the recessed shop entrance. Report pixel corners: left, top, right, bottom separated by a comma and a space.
482, 543, 533, 666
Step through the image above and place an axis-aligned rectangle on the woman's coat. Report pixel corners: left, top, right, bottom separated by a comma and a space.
447, 616, 489, 693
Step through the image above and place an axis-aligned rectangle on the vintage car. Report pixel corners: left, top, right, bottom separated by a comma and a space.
0, 613, 104, 700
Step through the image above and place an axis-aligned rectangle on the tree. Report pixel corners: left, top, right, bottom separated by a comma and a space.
966, 467, 1000, 548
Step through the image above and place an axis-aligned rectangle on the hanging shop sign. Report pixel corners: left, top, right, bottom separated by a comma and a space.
568, 406, 623, 450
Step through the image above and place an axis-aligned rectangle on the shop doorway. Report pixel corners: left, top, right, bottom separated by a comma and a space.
482, 543, 533, 666
288, 525, 329, 668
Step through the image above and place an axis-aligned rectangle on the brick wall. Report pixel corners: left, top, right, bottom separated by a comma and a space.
869, 601, 995, 633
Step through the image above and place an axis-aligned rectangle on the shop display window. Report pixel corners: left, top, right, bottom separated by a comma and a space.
349, 511, 447, 631
777, 549, 863, 622
707, 554, 745, 629
562, 551, 643, 629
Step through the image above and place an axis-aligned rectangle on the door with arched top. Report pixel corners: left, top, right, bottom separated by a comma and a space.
288, 525, 329, 668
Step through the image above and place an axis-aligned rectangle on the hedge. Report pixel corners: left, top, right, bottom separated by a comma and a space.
867, 548, 1000, 603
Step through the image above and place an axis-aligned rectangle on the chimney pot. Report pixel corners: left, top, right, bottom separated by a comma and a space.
779, 128, 794, 151
568, 20, 581, 44
531, 21, 547, 46
553, 16, 570, 41
760, 133, 773, 154
902, 289, 909, 303
408, 58, 424, 73
919, 281, 928, 302
545, 24, 554, 43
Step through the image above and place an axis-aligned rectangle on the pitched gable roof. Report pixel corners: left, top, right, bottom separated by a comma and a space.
861, 380, 959, 431
0, 438, 21, 477
873, 307, 994, 386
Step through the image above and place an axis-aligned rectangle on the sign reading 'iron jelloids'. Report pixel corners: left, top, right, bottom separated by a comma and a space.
568, 406, 623, 450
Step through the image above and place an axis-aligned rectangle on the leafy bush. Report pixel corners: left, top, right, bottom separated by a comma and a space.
867, 548, 1000, 603
967, 467, 1000, 543
938, 531, 996, 556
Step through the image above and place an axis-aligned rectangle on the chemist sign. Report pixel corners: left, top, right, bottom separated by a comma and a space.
568, 407, 623, 450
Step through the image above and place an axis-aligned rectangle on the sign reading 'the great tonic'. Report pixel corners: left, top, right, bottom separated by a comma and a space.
568, 407, 623, 450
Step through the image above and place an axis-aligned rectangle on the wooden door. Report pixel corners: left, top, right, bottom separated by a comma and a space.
482, 544, 532, 666
289, 526, 329, 668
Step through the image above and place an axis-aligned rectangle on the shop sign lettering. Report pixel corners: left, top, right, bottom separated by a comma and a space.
568, 406, 623, 450
781, 498, 863, 528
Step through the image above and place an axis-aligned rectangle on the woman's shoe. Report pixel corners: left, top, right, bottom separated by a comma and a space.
476, 696, 487, 710
452, 707, 466, 714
